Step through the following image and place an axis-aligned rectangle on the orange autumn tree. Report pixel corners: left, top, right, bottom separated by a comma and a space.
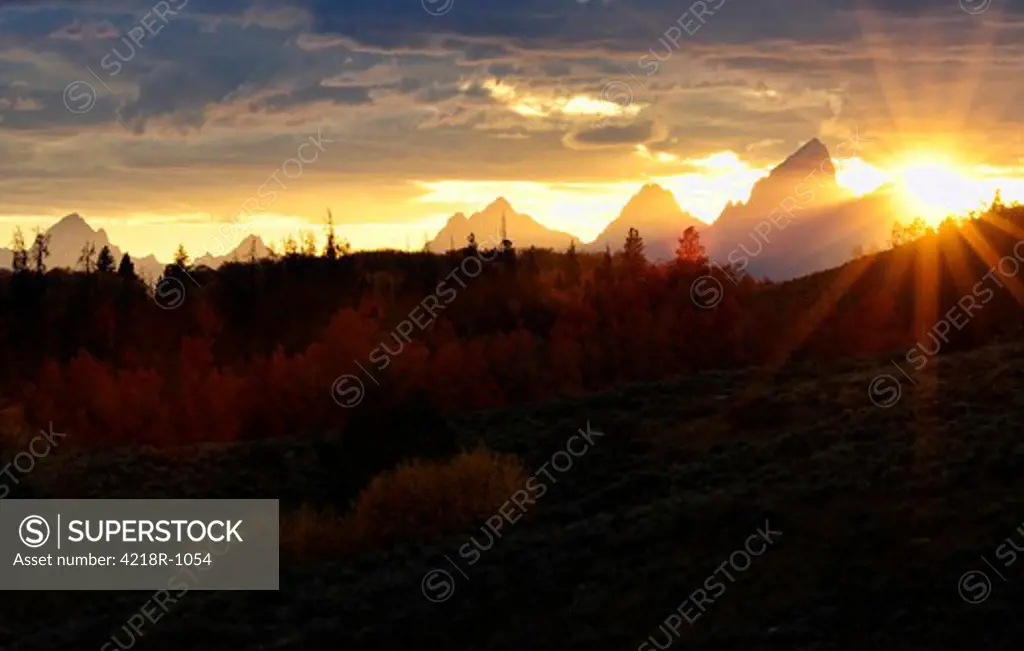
675, 226, 707, 266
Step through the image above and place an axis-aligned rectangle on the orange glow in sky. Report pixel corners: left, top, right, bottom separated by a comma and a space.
3, 149, 1023, 258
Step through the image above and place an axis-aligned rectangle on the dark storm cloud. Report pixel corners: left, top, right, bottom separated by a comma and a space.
294, 0, 1024, 55
3, 0, 1024, 225
252, 84, 374, 112
564, 119, 662, 149
3, 0, 1019, 138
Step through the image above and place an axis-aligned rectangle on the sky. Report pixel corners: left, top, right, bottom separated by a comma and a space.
2, 0, 1024, 260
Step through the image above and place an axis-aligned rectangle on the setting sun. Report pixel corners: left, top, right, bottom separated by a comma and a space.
889, 152, 991, 222
832, 148, 1024, 228
829, 149, 1022, 227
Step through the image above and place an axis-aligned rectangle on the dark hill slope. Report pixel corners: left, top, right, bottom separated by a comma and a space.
5, 333, 1024, 649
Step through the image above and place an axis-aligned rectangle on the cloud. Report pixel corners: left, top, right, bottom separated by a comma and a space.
48, 19, 119, 41
563, 119, 665, 150
251, 83, 375, 112
239, 4, 309, 30
295, 32, 347, 51
2, 0, 1024, 252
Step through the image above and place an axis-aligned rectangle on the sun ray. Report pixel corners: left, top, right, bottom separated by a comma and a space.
959, 217, 1024, 306
731, 253, 881, 408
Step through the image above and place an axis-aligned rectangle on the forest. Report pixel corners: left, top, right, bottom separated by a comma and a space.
1, 200, 1023, 451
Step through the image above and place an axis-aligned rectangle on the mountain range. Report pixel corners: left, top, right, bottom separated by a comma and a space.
0, 214, 167, 281
701, 137, 894, 279
0, 214, 277, 282
193, 234, 273, 269
583, 183, 703, 260
427, 196, 579, 252
427, 138, 901, 278
0, 139, 907, 282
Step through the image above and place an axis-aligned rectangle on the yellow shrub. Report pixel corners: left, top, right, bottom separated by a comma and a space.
280, 504, 350, 559
281, 448, 528, 559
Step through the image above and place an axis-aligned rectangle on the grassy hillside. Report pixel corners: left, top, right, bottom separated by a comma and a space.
4, 333, 1024, 649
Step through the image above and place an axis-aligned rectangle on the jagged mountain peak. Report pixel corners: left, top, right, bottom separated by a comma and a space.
49, 212, 96, 235
486, 196, 513, 211
237, 233, 265, 246
711, 137, 844, 231
620, 183, 685, 217
480, 197, 516, 220
583, 183, 702, 261
428, 198, 576, 251
54, 212, 87, 226
773, 138, 834, 177
196, 234, 272, 267
634, 182, 674, 197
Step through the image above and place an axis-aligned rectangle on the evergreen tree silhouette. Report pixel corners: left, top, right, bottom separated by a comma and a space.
564, 240, 581, 286
77, 242, 96, 273
173, 244, 190, 268
324, 209, 339, 261
97, 245, 116, 273
10, 227, 28, 274
29, 228, 50, 275
117, 253, 136, 279
622, 227, 646, 272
